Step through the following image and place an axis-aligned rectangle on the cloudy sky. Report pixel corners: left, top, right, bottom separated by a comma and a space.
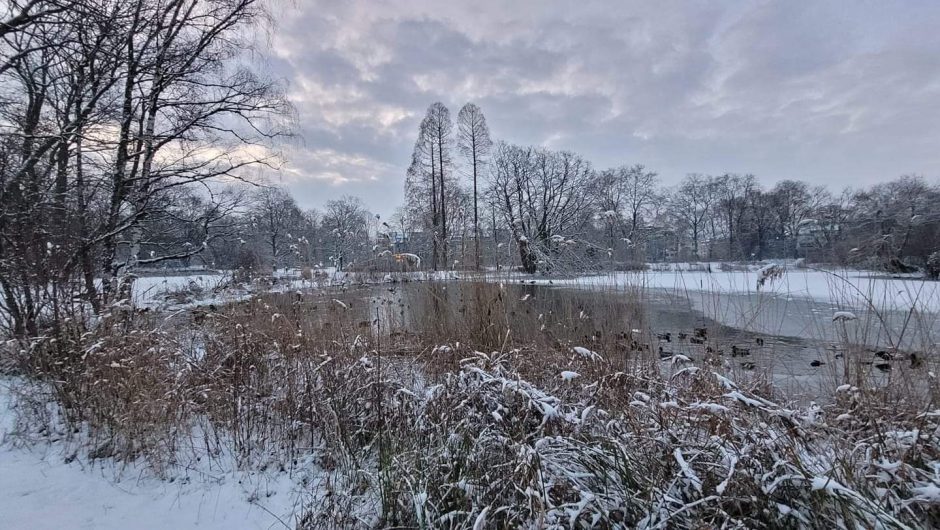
260, 0, 940, 218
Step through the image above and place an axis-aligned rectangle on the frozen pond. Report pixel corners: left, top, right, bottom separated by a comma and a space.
136, 267, 938, 400
354, 274, 937, 401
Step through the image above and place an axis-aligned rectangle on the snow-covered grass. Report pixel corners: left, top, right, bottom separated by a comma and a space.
4, 283, 940, 528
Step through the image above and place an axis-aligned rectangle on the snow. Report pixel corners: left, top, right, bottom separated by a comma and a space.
674, 448, 703, 493
811, 476, 851, 495
132, 273, 230, 308
0, 380, 301, 530
571, 346, 602, 361
664, 354, 692, 364
912, 483, 940, 503
472, 506, 489, 530
832, 311, 858, 322
0, 450, 298, 530
494, 265, 940, 314
331, 298, 349, 309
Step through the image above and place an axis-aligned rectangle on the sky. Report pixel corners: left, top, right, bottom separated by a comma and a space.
259, 0, 940, 219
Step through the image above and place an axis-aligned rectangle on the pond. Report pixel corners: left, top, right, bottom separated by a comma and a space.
340, 278, 932, 401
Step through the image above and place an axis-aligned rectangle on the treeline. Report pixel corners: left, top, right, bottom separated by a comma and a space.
200, 187, 373, 274
401, 102, 940, 275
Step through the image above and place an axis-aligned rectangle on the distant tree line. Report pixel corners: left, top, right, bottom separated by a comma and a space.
401, 102, 940, 276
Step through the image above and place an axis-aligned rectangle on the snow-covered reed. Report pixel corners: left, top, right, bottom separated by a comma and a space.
4, 282, 939, 528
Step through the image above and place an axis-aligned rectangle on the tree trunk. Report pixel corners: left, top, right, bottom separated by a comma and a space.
518, 238, 537, 274
438, 136, 447, 269
473, 155, 480, 270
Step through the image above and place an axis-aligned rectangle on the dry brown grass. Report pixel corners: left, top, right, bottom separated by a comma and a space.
5, 279, 940, 528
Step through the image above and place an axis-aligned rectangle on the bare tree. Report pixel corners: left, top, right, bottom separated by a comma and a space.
592, 168, 629, 254
100, 0, 290, 300
0, 0, 290, 336
742, 184, 774, 260
406, 103, 454, 270
457, 102, 491, 269
621, 165, 659, 238
426, 102, 453, 268
321, 195, 370, 271
593, 164, 659, 258
406, 112, 440, 269
849, 175, 940, 270
668, 174, 717, 258
248, 186, 308, 269
0, 0, 125, 333
769, 180, 826, 258
713, 173, 755, 259
0, 1, 67, 41
489, 142, 595, 273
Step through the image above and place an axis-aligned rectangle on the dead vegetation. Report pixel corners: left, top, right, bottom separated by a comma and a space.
4, 280, 940, 528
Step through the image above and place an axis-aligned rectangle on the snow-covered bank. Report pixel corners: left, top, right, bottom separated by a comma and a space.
130, 267, 464, 310
0, 380, 301, 529
0, 449, 296, 530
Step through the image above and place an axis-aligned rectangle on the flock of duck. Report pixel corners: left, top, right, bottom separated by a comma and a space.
648, 326, 921, 373
651, 327, 760, 371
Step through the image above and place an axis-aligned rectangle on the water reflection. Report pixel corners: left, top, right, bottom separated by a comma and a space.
329, 279, 931, 401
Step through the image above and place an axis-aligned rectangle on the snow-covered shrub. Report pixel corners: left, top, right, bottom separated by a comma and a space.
10, 287, 940, 529
358, 354, 940, 529
756, 262, 785, 289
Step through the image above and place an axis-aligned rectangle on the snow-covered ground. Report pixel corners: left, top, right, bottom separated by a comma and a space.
132, 273, 235, 308
131, 268, 343, 310
0, 380, 302, 530
130, 267, 465, 310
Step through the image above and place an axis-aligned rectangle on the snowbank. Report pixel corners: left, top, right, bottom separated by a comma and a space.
0, 380, 299, 530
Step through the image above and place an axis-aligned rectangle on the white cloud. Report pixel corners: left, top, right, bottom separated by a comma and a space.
259, 0, 940, 217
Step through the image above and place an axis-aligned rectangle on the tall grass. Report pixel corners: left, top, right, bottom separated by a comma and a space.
4, 275, 940, 528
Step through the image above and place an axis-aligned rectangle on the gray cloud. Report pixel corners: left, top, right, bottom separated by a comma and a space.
260, 0, 940, 217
